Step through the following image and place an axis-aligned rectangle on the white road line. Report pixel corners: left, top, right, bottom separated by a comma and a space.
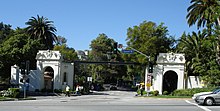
185, 100, 212, 111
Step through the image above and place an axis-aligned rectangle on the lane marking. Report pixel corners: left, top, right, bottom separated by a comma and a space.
185, 100, 212, 111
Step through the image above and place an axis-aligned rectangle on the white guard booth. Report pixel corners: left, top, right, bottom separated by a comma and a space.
11, 50, 74, 91
150, 53, 185, 94
148, 53, 202, 94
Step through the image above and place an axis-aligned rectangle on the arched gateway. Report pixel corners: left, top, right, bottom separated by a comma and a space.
162, 70, 178, 94
150, 53, 185, 94
11, 50, 74, 91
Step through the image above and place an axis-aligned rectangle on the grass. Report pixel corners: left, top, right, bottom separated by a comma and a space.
140, 95, 192, 99
154, 95, 191, 98
0, 97, 15, 101
0, 96, 36, 101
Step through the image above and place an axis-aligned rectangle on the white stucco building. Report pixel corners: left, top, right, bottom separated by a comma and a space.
146, 53, 202, 94
11, 50, 74, 91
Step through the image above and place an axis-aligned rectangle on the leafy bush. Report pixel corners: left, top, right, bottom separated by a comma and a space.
8, 88, 20, 98
1, 88, 20, 98
153, 90, 159, 96
163, 91, 169, 95
136, 89, 147, 95
172, 87, 215, 96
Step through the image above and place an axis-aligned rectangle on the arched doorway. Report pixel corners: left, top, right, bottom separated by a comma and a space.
44, 66, 54, 91
162, 70, 178, 94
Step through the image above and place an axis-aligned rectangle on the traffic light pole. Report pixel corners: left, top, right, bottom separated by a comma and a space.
119, 45, 151, 96
20, 60, 30, 98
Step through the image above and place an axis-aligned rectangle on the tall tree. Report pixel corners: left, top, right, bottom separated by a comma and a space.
187, 0, 220, 30
0, 22, 13, 43
0, 28, 43, 79
53, 44, 78, 62
89, 33, 126, 84
176, 30, 220, 85
187, 0, 220, 65
177, 31, 207, 76
125, 21, 175, 82
126, 21, 175, 64
25, 15, 57, 50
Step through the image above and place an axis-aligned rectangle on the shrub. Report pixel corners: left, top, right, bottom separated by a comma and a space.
153, 90, 159, 96
172, 87, 215, 96
163, 91, 169, 95
2, 88, 20, 98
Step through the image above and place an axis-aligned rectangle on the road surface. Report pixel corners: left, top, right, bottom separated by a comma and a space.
0, 91, 219, 111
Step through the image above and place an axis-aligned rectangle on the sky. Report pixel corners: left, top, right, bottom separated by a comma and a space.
1, 0, 197, 50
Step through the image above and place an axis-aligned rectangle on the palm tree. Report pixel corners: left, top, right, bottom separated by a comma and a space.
25, 15, 57, 49
187, 0, 220, 65
187, 0, 220, 30
178, 31, 207, 76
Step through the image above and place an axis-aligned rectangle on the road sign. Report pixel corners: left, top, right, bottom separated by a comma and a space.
122, 49, 134, 54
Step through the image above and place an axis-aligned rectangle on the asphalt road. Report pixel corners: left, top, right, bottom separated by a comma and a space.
0, 91, 220, 111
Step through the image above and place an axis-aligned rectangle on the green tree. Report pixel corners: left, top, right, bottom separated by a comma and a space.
53, 44, 78, 62
0, 28, 43, 79
125, 21, 175, 81
176, 30, 220, 85
0, 22, 13, 43
187, 0, 220, 30
126, 21, 175, 64
25, 15, 57, 50
56, 35, 67, 45
88, 33, 126, 84
177, 31, 207, 76
90, 33, 114, 61
187, 0, 220, 64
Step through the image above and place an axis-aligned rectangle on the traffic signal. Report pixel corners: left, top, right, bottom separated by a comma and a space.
148, 61, 153, 73
20, 61, 26, 75
113, 42, 118, 54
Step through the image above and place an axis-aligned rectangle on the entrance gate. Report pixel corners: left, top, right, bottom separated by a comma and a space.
162, 71, 178, 94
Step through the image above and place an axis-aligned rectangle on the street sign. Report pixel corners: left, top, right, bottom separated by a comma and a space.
122, 49, 134, 54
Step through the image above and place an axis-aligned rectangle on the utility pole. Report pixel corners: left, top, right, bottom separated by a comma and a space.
118, 44, 152, 96
20, 60, 30, 98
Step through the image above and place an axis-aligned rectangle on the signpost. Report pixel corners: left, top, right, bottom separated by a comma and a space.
146, 73, 152, 94
20, 60, 30, 98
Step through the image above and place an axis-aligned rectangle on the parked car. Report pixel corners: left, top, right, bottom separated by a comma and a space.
192, 87, 220, 100
194, 89, 220, 105
192, 91, 212, 100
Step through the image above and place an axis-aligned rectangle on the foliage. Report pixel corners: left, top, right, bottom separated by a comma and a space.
0, 29, 43, 78
153, 90, 159, 96
56, 36, 67, 45
124, 21, 175, 81
0, 22, 13, 43
176, 29, 220, 85
0, 88, 20, 98
172, 87, 215, 96
163, 91, 169, 95
88, 33, 126, 84
187, 0, 220, 30
53, 44, 78, 62
25, 15, 57, 50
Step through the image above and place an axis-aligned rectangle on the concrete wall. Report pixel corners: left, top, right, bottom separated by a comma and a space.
187, 76, 202, 89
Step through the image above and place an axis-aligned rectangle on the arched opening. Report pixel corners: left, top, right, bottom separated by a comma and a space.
162, 70, 178, 94
44, 66, 54, 91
